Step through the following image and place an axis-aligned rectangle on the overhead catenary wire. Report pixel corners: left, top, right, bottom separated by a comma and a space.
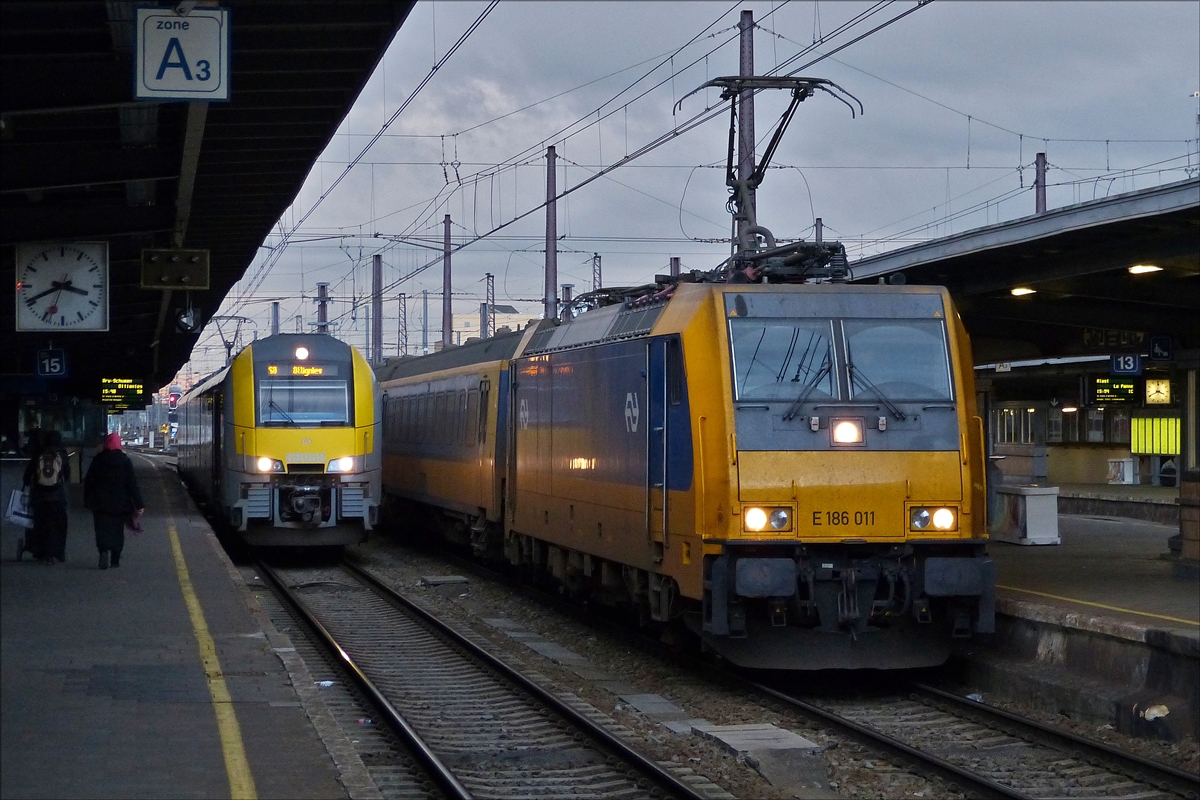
231, 1, 500, 313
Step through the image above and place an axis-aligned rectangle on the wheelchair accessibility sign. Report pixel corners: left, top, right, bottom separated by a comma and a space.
135, 8, 229, 101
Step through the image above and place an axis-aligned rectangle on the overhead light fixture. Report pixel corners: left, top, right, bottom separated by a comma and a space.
1061, 406, 1078, 413
1128, 264, 1162, 274
1010, 287, 1036, 296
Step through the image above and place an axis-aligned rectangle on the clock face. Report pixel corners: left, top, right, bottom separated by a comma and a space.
1145, 379, 1171, 405
15, 242, 109, 332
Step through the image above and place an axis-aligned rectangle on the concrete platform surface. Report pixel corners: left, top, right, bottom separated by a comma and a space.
991, 513, 1199, 631
1, 454, 347, 800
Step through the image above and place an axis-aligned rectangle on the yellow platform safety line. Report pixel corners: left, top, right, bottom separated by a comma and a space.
997, 584, 1199, 627
161, 480, 259, 799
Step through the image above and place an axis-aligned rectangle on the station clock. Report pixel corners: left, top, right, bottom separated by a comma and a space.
15, 242, 110, 332
1145, 378, 1171, 405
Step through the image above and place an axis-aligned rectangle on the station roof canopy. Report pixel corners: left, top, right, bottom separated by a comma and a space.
850, 178, 1200, 365
1, 0, 415, 400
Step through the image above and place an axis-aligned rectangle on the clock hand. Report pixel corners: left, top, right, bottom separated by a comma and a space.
26, 286, 59, 302
58, 280, 89, 297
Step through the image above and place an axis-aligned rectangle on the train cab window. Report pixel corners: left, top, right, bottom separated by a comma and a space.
842, 319, 952, 401
729, 320, 836, 402
259, 379, 349, 425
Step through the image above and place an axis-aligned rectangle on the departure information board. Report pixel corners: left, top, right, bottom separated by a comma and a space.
101, 377, 146, 411
1090, 376, 1137, 404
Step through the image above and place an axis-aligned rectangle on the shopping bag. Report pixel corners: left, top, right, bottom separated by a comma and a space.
5, 489, 35, 529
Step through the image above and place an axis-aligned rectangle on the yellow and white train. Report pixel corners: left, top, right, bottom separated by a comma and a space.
377, 281, 994, 669
177, 333, 381, 547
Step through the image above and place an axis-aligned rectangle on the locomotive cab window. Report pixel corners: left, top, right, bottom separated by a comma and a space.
729, 320, 837, 401
259, 379, 350, 426
841, 319, 953, 401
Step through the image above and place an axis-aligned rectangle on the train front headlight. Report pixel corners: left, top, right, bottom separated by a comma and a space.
743, 507, 793, 532
932, 507, 957, 531
910, 508, 931, 530
831, 418, 864, 445
256, 457, 283, 473
327, 456, 356, 473
909, 507, 958, 532
744, 507, 768, 531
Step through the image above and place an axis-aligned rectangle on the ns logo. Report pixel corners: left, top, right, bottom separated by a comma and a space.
624, 392, 640, 433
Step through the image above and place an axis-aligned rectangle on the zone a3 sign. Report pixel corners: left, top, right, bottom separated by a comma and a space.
136, 8, 229, 101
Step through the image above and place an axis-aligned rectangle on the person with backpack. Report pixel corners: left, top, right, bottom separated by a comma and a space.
22, 430, 70, 564
84, 432, 145, 570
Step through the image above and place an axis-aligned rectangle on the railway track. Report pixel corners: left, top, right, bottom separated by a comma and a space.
258, 558, 714, 800
742, 677, 1200, 800
382, 544, 1199, 799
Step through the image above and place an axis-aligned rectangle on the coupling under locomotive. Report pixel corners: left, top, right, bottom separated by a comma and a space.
177, 333, 381, 547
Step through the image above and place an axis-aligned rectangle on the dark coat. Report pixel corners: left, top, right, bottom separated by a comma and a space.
84, 449, 144, 515
23, 447, 71, 504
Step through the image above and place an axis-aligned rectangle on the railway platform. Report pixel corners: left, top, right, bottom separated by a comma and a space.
0, 453, 351, 800
961, 506, 1199, 741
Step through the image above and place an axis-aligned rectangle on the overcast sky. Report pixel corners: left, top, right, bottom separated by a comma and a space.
180, 0, 1199, 379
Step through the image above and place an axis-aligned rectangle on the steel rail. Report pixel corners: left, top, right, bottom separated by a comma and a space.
735, 677, 1035, 800
911, 683, 1200, 799
369, 546, 1195, 799
257, 561, 471, 800
343, 560, 707, 800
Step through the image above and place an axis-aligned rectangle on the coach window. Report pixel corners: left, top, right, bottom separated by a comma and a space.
458, 390, 468, 445
465, 390, 479, 445
437, 393, 450, 444
478, 381, 490, 444
419, 395, 431, 443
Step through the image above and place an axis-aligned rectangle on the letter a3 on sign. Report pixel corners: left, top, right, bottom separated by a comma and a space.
135, 8, 229, 101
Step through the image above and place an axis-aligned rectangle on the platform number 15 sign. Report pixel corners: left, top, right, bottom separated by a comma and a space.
135, 8, 229, 101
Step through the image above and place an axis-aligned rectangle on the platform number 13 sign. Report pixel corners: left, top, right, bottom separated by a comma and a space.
1110, 354, 1142, 375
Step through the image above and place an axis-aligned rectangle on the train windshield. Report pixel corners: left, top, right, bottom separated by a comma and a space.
258, 379, 350, 425
730, 320, 837, 401
843, 319, 952, 401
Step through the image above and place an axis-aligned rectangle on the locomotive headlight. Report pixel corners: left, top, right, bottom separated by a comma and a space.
909, 507, 958, 531
256, 457, 283, 473
744, 507, 769, 531
932, 507, 957, 531
831, 418, 864, 444
295, 346, 309, 360
743, 507, 792, 532
328, 456, 355, 473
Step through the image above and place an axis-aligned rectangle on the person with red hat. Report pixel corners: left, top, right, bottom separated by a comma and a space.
83, 433, 145, 570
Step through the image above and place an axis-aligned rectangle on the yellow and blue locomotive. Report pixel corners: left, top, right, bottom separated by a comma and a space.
177, 333, 381, 547
377, 74, 993, 668
378, 278, 993, 669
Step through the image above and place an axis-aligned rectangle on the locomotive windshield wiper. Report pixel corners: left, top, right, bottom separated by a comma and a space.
782, 353, 832, 421
848, 363, 906, 421
268, 397, 298, 427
